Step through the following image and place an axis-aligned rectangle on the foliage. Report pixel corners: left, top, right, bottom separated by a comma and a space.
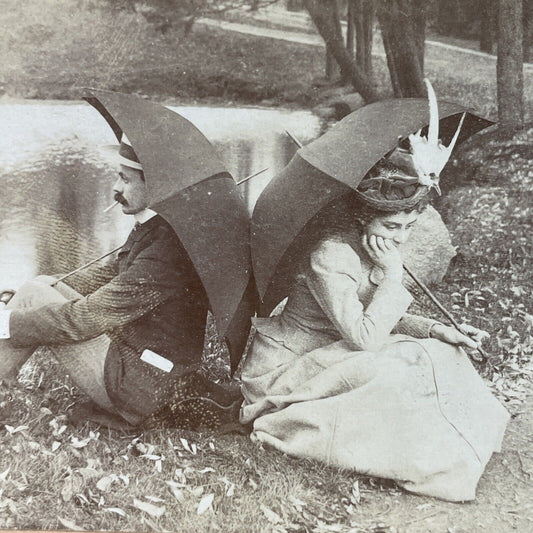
102, 0, 281, 33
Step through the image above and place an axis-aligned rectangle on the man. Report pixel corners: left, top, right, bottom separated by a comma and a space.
0, 134, 241, 429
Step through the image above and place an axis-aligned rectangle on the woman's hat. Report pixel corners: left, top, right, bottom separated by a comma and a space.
354, 79, 465, 211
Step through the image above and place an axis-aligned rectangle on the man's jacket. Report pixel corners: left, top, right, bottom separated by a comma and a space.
9, 215, 208, 419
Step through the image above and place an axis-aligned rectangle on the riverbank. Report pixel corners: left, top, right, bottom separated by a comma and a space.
2, 0, 533, 123
1, 2, 532, 532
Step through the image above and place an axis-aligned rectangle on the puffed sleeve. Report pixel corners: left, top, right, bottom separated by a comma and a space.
306, 240, 413, 351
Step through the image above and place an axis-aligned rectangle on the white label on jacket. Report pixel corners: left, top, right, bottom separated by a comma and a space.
140, 349, 174, 373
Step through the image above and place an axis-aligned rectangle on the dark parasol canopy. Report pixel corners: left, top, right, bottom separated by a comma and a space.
252, 98, 493, 316
85, 90, 254, 370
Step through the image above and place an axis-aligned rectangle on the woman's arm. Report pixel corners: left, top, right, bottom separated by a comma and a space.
306, 240, 413, 351
393, 313, 441, 338
429, 322, 489, 349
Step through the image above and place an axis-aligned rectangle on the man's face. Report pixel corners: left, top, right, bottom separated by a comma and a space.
113, 165, 149, 215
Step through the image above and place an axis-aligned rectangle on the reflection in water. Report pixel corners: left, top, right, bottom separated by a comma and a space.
0, 102, 322, 289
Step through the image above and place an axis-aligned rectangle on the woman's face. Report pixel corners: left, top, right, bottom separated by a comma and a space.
364, 211, 418, 246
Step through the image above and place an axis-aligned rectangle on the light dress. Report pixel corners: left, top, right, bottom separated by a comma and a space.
240, 236, 509, 502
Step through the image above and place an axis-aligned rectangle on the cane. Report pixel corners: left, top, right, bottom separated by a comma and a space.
285, 130, 488, 361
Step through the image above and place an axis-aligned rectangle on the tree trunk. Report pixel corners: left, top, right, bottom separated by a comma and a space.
480, 0, 496, 54
436, 0, 459, 35
353, 0, 375, 76
326, 47, 340, 80
524, 0, 533, 62
411, 0, 426, 71
377, 0, 426, 97
303, 0, 378, 102
497, 0, 524, 128
347, 0, 355, 58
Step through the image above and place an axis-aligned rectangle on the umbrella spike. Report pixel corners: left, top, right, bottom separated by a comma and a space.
236, 167, 269, 185
285, 130, 303, 149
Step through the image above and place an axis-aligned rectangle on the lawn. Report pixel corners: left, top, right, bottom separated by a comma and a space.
0, 1, 532, 532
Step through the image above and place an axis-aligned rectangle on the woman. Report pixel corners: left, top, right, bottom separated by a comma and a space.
240, 120, 509, 502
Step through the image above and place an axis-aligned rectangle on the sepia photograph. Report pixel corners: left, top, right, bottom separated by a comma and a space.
0, 1, 532, 532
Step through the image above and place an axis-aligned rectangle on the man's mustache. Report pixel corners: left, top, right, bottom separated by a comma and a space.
114, 193, 128, 205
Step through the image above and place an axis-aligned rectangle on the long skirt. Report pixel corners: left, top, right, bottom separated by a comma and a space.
240, 334, 509, 502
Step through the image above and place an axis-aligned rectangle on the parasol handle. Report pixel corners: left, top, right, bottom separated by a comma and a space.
285, 130, 303, 149
51, 244, 123, 287
236, 167, 268, 185
403, 264, 488, 360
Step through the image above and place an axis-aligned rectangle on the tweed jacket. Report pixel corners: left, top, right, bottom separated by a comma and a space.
9, 215, 208, 418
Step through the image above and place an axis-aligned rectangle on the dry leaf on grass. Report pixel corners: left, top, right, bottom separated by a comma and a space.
197, 493, 214, 515
133, 498, 166, 517
96, 474, 119, 492
104, 507, 127, 517
0, 468, 10, 482
57, 516, 85, 531
261, 504, 282, 524
4, 425, 29, 435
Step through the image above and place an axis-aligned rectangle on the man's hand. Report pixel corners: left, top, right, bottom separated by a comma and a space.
430, 323, 489, 349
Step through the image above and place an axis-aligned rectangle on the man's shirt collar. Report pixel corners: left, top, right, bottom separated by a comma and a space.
134, 208, 157, 225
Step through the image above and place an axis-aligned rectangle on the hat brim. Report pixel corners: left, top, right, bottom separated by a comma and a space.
99, 145, 144, 171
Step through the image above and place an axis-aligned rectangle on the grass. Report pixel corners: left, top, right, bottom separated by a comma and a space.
1, 134, 531, 531
1, 1, 532, 531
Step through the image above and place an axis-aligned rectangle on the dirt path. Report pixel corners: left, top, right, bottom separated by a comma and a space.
350, 393, 533, 532
197, 16, 533, 73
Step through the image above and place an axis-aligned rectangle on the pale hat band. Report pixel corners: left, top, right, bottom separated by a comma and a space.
100, 133, 144, 171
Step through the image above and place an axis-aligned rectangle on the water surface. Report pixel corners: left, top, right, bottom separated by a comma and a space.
0, 102, 322, 289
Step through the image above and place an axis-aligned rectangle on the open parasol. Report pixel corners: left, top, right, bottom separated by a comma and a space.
252, 98, 493, 316
85, 90, 255, 370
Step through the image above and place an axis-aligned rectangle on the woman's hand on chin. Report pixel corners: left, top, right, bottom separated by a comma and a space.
429, 323, 490, 349
362, 234, 403, 282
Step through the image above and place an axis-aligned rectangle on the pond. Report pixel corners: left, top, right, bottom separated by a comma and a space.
0, 102, 323, 290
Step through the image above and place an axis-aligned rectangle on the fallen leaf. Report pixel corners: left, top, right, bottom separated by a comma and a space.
141, 454, 161, 461
146, 496, 165, 503
70, 436, 91, 449
197, 493, 214, 515
169, 487, 185, 503
261, 504, 282, 524
350, 480, 361, 505
76, 468, 100, 481
189, 486, 204, 497
198, 467, 215, 474
96, 474, 118, 492
180, 438, 192, 453
4, 425, 29, 435
133, 498, 166, 517
104, 507, 126, 517
288, 495, 306, 509
0, 468, 10, 482
51, 441, 61, 452
57, 516, 85, 531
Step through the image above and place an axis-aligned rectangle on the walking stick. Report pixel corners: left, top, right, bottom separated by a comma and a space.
284, 131, 488, 361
